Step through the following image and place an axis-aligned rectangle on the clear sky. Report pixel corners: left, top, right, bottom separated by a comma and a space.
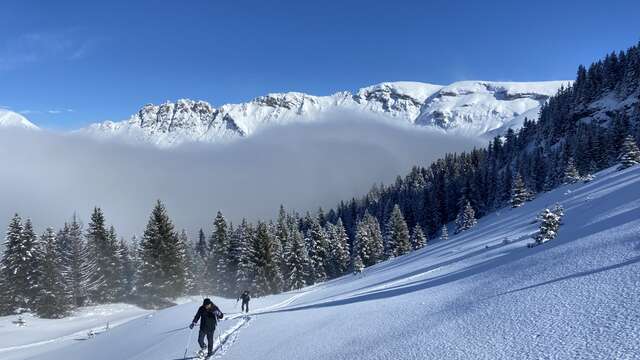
0, 0, 638, 129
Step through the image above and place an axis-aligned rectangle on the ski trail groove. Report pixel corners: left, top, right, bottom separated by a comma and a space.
210, 290, 311, 358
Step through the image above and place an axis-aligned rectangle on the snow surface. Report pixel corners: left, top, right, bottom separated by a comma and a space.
82, 81, 570, 147
0, 303, 149, 360
0, 109, 38, 130
6, 165, 639, 359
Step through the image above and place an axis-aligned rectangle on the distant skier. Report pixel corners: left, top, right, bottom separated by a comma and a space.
237, 290, 251, 313
189, 298, 224, 358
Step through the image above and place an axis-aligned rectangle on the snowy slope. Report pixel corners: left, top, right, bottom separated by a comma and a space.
10, 165, 640, 359
0, 304, 149, 360
415, 81, 570, 136
83, 81, 569, 147
0, 109, 38, 130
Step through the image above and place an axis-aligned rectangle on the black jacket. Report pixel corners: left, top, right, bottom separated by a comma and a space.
192, 305, 224, 333
239, 292, 250, 303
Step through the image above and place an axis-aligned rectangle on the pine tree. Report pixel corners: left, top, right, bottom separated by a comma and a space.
84, 208, 111, 303
235, 219, 254, 293
331, 219, 351, 275
307, 218, 329, 283
285, 229, 309, 290
106, 226, 124, 301
455, 201, 477, 234
57, 216, 91, 307
35, 228, 72, 318
20, 218, 42, 310
137, 201, 185, 301
563, 157, 581, 184
618, 135, 640, 170
195, 229, 208, 259
352, 254, 364, 274
250, 222, 282, 295
209, 211, 230, 295
535, 204, 564, 244
118, 238, 135, 299
178, 230, 196, 295
510, 173, 531, 208
440, 225, 448, 241
0, 214, 30, 311
410, 224, 427, 250
386, 205, 412, 257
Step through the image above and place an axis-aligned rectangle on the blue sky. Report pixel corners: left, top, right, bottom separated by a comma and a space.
0, 0, 638, 130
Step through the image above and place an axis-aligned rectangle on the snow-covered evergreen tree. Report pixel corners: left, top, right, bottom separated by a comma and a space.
55, 216, 88, 307
285, 228, 309, 290
0, 214, 35, 311
563, 157, 581, 184
511, 173, 531, 208
235, 219, 254, 293
137, 201, 185, 301
386, 205, 412, 257
118, 238, 135, 299
84, 208, 113, 303
618, 135, 640, 170
331, 219, 351, 275
535, 204, 564, 244
410, 224, 427, 250
209, 211, 230, 295
455, 201, 477, 234
352, 254, 364, 274
35, 228, 72, 318
440, 225, 449, 241
307, 218, 328, 283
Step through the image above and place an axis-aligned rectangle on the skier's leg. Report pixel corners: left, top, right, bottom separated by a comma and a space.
197, 331, 206, 351
206, 330, 214, 354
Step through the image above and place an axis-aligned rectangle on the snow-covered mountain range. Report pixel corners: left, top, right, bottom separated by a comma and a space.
82, 80, 570, 147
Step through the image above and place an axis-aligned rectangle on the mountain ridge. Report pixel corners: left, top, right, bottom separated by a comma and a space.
82, 80, 571, 147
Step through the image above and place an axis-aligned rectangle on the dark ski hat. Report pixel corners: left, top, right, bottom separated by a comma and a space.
203, 298, 213, 306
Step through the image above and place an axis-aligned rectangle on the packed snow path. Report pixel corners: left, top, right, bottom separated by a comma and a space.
10, 166, 640, 359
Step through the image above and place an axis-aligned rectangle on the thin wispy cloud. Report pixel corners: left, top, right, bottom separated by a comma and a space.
0, 30, 95, 71
20, 108, 74, 115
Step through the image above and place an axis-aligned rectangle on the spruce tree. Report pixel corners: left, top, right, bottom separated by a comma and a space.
137, 201, 185, 301
535, 204, 564, 244
235, 219, 254, 293
455, 201, 477, 233
440, 225, 449, 241
1, 214, 27, 311
178, 230, 196, 295
563, 157, 581, 184
307, 218, 329, 282
118, 238, 135, 299
21, 218, 41, 310
209, 211, 230, 295
618, 135, 640, 170
410, 224, 427, 250
35, 228, 72, 318
510, 173, 531, 208
386, 205, 412, 257
57, 215, 90, 307
85, 208, 111, 303
285, 229, 309, 290
352, 254, 364, 274
331, 219, 351, 275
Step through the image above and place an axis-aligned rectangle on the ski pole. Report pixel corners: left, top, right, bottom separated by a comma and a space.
183, 327, 194, 360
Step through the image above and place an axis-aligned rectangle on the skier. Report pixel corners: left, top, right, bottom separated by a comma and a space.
189, 298, 224, 358
237, 290, 251, 313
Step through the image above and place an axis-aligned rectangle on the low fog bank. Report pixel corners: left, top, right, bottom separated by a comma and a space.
0, 112, 482, 240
